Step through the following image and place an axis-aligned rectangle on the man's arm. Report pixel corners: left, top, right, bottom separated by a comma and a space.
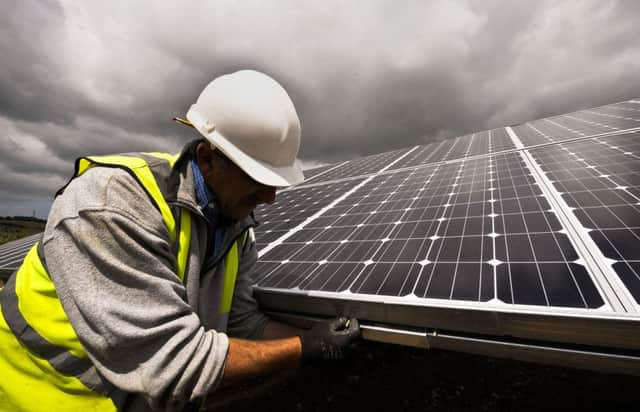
220, 319, 303, 386
260, 319, 304, 339
220, 317, 360, 387
221, 336, 301, 387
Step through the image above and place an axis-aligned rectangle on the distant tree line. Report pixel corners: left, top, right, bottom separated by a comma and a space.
0, 216, 46, 223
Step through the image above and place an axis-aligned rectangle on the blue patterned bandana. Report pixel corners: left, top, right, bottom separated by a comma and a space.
191, 159, 216, 210
190, 160, 225, 261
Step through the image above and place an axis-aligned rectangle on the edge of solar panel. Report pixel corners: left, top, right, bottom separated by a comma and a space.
254, 286, 640, 350
266, 310, 640, 375
252, 98, 640, 358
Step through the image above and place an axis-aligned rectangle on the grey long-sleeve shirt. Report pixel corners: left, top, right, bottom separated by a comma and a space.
42, 152, 269, 411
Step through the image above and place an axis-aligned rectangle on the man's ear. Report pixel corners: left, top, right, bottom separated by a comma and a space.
196, 142, 215, 174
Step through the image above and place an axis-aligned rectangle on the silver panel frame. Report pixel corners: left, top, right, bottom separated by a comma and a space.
266, 311, 640, 376
255, 287, 640, 350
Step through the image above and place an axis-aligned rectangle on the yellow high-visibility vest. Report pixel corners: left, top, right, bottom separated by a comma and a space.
0, 152, 247, 411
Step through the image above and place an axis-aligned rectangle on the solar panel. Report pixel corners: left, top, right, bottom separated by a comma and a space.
612, 101, 640, 110
529, 131, 640, 306
574, 108, 640, 130
387, 129, 516, 171
302, 163, 340, 180
253, 98, 640, 366
0, 233, 40, 275
255, 151, 603, 308
302, 148, 411, 184
513, 101, 640, 147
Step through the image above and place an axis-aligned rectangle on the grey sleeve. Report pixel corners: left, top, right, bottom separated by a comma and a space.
43, 167, 228, 410
226, 235, 269, 339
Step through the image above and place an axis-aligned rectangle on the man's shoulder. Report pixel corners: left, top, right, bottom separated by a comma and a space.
48, 166, 162, 229
71, 166, 150, 204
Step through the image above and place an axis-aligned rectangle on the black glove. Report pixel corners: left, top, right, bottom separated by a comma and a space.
299, 317, 360, 360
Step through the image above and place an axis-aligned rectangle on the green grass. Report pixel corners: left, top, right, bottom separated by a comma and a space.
0, 217, 46, 246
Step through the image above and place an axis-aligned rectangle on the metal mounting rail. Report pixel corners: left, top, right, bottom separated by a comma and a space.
266, 311, 640, 376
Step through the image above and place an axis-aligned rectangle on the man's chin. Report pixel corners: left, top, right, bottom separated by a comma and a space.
223, 207, 252, 221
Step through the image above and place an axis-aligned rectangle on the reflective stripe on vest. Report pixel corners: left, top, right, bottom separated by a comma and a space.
221, 230, 249, 315
0, 152, 248, 410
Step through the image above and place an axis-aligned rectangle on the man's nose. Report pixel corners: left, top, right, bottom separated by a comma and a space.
256, 185, 277, 205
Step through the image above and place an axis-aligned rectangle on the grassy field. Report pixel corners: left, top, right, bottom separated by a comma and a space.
0, 217, 46, 246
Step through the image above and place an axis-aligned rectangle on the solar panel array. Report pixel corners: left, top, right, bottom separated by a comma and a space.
0, 233, 40, 276
253, 98, 640, 354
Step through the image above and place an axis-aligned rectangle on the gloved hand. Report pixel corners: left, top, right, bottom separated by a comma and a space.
299, 317, 360, 361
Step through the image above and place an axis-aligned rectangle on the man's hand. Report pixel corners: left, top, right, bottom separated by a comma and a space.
299, 317, 360, 360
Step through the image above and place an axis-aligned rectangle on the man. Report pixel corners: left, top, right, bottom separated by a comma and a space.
0, 70, 360, 411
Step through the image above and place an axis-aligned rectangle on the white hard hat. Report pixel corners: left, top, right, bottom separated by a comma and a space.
181, 70, 304, 187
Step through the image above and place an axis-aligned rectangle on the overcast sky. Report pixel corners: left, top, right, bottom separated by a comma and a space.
1, 0, 639, 217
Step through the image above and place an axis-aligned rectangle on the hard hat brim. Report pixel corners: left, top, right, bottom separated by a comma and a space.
184, 107, 305, 188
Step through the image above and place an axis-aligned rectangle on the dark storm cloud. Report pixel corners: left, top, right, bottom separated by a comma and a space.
1, 0, 639, 217
0, 0, 73, 124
